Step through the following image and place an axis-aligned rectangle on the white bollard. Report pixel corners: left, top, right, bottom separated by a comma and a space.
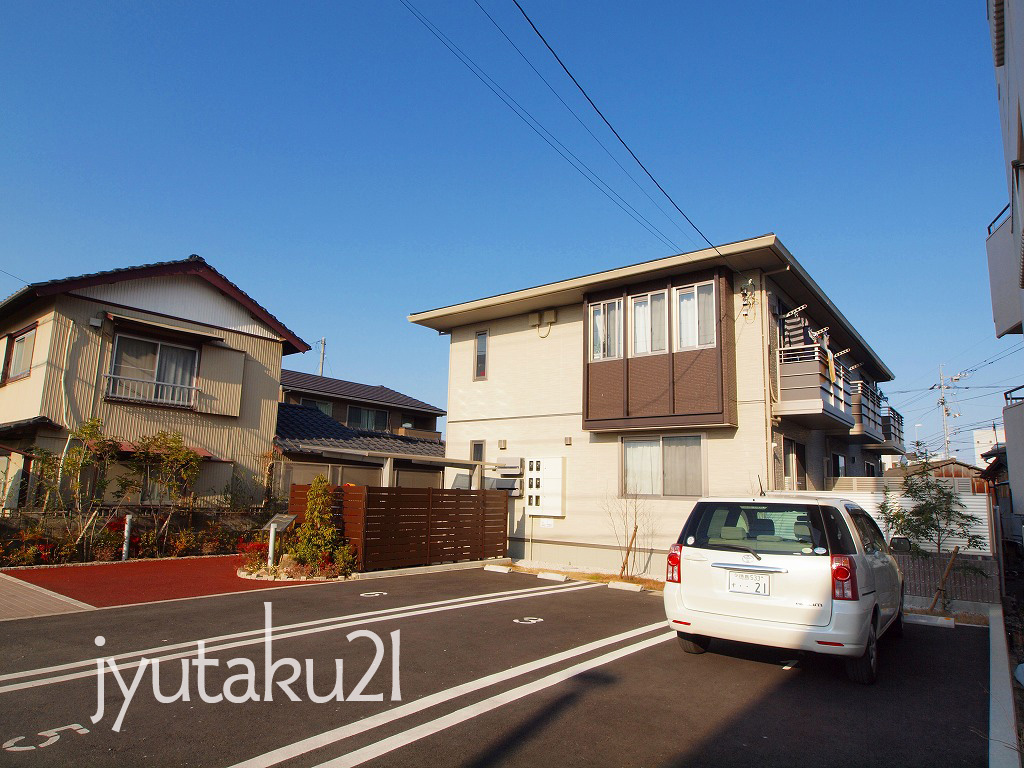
121, 514, 133, 561
267, 523, 278, 568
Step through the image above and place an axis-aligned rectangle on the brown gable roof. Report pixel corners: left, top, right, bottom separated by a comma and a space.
280, 369, 446, 415
0, 254, 310, 354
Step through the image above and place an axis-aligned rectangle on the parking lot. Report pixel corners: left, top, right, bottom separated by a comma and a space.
0, 568, 990, 767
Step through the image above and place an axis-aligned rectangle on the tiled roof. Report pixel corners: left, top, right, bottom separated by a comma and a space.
275, 402, 445, 458
0, 255, 309, 354
280, 370, 445, 416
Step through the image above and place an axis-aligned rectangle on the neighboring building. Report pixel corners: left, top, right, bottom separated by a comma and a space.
409, 233, 904, 574
884, 457, 983, 480
974, 425, 1006, 468
279, 369, 444, 441
985, 0, 1024, 518
274, 402, 449, 493
0, 255, 309, 508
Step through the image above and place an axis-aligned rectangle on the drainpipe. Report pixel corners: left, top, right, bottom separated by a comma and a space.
760, 271, 775, 493
55, 319, 79, 488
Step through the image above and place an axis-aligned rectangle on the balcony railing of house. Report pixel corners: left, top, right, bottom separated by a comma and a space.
988, 201, 1011, 236
777, 344, 853, 420
104, 375, 199, 409
851, 380, 884, 439
395, 427, 443, 442
1006, 385, 1024, 407
882, 405, 905, 449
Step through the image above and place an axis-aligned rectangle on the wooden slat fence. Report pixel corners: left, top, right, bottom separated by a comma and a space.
288, 484, 507, 572
894, 553, 999, 604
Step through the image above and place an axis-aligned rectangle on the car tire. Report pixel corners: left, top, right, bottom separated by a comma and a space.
889, 589, 905, 639
845, 621, 878, 685
676, 632, 710, 654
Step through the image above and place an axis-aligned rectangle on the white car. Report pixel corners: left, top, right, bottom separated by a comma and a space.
663, 496, 907, 684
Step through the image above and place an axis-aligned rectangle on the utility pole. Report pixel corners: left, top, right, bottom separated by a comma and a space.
318, 337, 326, 377
938, 364, 950, 458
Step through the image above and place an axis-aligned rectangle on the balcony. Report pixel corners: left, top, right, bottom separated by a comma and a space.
395, 426, 443, 442
1006, 385, 1024, 407
869, 405, 906, 455
985, 202, 1023, 336
775, 345, 854, 428
105, 374, 199, 409
850, 380, 884, 443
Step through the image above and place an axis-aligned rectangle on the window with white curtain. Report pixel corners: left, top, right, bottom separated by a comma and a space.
109, 334, 198, 406
348, 406, 389, 431
589, 299, 623, 361
630, 291, 667, 356
300, 398, 333, 417
6, 327, 36, 381
675, 281, 716, 350
623, 435, 703, 496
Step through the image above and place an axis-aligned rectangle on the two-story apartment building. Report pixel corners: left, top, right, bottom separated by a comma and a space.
409, 234, 904, 574
985, 0, 1024, 518
0, 255, 309, 508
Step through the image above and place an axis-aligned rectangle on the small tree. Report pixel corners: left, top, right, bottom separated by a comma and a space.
123, 431, 203, 550
878, 450, 985, 556
604, 487, 655, 580
288, 474, 355, 578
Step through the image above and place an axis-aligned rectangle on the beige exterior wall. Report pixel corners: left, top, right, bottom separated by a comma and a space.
0, 275, 289, 504
0, 301, 57, 425
444, 270, 773, 576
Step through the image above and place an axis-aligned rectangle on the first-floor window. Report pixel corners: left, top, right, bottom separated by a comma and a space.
348, 406, 388, 431
623, 435, 702, 496
783, 438, 807, 491
109, 334, 198, 406
831, 453, 847, 478
590, 299, 623, 361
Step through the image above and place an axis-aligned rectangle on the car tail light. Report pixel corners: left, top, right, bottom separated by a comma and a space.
666, 544, 681, 583
831, 555, 858, 600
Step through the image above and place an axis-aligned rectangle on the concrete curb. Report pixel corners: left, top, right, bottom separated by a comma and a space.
904, 614, 955, 628
0, 553, 239, 571
484, 565, 512, 574
607, 581, 643, 592
988, 604, 1020, 768
352, 559, 512, 581
537, 572, 568, 582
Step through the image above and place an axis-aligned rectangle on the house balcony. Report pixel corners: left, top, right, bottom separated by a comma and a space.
850, 380, 884, 443
774, 345, 854, 429
395, 426, 443, 442
986, 202, 1023, 336
104, 374, 199, 409
867, 404, 906, 455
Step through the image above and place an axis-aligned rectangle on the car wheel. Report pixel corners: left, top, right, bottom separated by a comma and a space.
845, 621, 878, 684
676, 631, 710, 654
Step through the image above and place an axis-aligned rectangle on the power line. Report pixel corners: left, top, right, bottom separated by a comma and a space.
473, 0, 699, 250
398, 0, 683, 251
509, 0, 723, 256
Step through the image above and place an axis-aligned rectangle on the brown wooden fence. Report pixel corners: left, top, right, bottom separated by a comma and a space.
894, 553, 999, 604
287, 485, 508, 572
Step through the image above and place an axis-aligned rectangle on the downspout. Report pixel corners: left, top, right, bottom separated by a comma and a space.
760, 271, 774, 492
55, 319, 79, 485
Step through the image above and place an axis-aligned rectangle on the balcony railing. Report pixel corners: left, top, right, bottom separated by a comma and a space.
1007, 385, 1024, 406
395, 427, 443, 442
851, 380, 884, 441
882, 405, 904, 450
105, 374, 199, 409
776, 344, 853, 427
988, 201, 1011, 236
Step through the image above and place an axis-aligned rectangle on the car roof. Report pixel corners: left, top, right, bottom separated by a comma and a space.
696, 495, 856, 506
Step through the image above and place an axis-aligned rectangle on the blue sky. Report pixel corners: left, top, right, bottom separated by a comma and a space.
0, 1, 1017, 459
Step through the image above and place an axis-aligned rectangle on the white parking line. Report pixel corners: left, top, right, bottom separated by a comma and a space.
308, 631, 677, 768
228, 623, 669, 768
0, 582, 601, 695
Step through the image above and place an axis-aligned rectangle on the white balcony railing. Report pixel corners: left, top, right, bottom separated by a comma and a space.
105, 374, 199, 408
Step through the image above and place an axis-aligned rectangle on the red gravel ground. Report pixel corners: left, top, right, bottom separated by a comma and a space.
3, 556, 316, 607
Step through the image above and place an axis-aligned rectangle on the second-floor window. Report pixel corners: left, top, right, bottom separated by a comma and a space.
474, 330, 488, 380
348, 406, 388, 431
590, 299, 623, 361
675, 281, 716, 350
4, 325, 36, 382
630, 291, 667, 356
300, 397, 333, 417
108, 334, 198, 407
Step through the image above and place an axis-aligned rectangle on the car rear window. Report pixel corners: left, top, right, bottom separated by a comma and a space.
678, 501, 830, 556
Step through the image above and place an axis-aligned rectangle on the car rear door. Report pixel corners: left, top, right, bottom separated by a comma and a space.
677, 501, 833, 627
847, 506, 896, 622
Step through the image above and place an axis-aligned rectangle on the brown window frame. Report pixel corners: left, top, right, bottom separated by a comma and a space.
1, 322, 38, 385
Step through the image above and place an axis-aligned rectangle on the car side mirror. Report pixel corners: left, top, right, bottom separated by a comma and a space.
889, 536, 911, 553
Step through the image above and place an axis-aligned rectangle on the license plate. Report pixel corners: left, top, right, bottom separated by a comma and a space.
729, 571, 770, 596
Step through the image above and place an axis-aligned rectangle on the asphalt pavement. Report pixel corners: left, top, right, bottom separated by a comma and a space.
0, 568, 990, 767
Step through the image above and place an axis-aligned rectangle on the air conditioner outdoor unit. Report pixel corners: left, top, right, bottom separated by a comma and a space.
496, 458, 523, 476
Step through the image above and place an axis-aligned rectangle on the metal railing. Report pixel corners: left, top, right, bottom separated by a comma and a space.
882, 405, 905, 447
778, 344, 852, 413
1006, 384, 1024, 406
988, 202, 1011, 236
852, 380, 883, 435
104, 374, 199, 408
